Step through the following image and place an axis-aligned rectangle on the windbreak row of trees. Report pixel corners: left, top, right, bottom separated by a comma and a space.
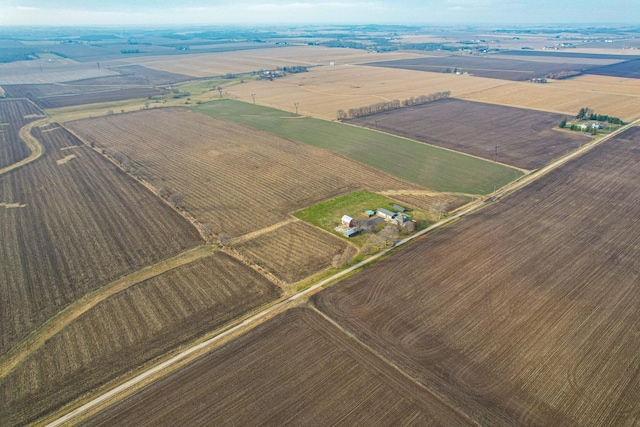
337, 91, 451, 119
576, 107, 625, 124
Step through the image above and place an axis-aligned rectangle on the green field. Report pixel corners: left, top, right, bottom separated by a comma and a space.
193, 100, 523, 195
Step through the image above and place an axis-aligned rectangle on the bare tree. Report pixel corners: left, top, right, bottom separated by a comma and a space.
200, 223, 213, 239
430, 201, 448, 220
217, 232, 231, 246
360, 234, 386, 255
217, 86, 223, 98
156, 185, 170, 198
332, 246, 357, 268
336, 109, 347, 120
168, 193, 184, 208
378, 224, 399, 244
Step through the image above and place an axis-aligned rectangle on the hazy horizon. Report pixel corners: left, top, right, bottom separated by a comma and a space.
1, 0, 639, 27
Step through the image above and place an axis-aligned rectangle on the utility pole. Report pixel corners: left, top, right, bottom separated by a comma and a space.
251, 93, 256, 104
375, 120, 379, 131
494, 146, 499, 162
294, 102, 299, 115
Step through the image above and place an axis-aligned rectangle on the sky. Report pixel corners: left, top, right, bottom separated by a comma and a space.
0, 0, 639, 26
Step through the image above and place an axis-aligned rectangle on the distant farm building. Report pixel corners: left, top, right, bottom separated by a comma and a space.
392, 204, 406, 213
377, 208, 396, 220
363, 210, 375, 217
343, 228, 358, 238
341, 215, 355, 227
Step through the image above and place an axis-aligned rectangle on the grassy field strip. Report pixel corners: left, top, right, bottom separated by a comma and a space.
343, 118, 532, 174
230, 217, 298, 245
0, 245, 215, 380
44, 121, 637, 427
193, 100, 522, 195
379, 189, 480, 199
0, 117, 49, 175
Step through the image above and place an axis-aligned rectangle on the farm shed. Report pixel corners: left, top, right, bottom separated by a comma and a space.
341, 215, 355, 227
392, 204, 406, 212
377, 208, 396, 220
394, 214, 410, 225
343, 228, 358, 238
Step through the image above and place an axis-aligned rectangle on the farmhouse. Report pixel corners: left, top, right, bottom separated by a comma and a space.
341, 215, 355, 227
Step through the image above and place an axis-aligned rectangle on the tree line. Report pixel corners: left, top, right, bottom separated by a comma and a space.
337, 91, 451, 120
576, 107, 625, 124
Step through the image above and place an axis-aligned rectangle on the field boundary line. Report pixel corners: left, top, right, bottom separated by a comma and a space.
43, 121, 638, 427
0, 117, 49, 176
230, 217, 298, 245
309, 306, 481, 426
339, 118, 530, 174
0, 245, 215, 380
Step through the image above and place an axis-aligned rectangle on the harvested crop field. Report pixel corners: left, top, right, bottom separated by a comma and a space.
235, 220, 349, 284
102, 65, 194, 85
225, 64, 507, 120
0, 58, 119, 84
82, 307, 471, 427
460, 81, 640, 122
314, 126, 640, 426
114, 46, 426, 77
366, 55, 599, 81
494, 50, 640, 61
2, 69, 181, 108
195, 100, 522, 194
0, 252, 281, 427
584, 58, 640, 79
347, 98, 589, 170
66, 108, 428, 237
0, 99, 45, 168
553, 73, 640, 96
33, 87, 165, 109
0, 124, 202, 354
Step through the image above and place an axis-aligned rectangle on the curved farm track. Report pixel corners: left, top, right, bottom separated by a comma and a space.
0, 245, 214, 379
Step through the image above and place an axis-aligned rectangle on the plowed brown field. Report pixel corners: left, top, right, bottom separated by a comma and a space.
66, 108, 424, 237
0, 252, 280, 427
0, 99, 45, 168
315, 126, 640, 426
82, 308, 472, 427
347, 98, 589, 170
235, 220, 349, 284
0, 123, 201, 355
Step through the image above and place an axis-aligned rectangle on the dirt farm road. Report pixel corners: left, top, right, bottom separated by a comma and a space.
44, 120, 638, 427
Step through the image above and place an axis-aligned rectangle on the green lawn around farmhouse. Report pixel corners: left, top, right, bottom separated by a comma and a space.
193, 100, 523, 195
294, 190, 429, 246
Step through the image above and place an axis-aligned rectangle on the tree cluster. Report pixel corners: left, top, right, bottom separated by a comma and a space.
332, 246, 357, 268
576, 107, 625, 124
337, 91, 451, 120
